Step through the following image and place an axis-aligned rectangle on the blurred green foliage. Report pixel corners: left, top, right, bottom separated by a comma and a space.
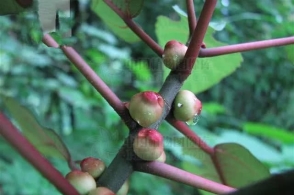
0, 0, 293, 194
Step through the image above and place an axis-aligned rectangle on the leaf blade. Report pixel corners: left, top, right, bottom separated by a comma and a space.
91, 0, 140, 43
1, 95, 71, 161
214, 143, 270, 187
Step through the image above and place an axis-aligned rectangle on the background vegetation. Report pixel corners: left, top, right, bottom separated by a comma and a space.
0, 0, 293, 194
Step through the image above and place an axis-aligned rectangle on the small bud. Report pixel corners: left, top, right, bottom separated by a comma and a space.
162, 40, 187, 70
88, 187, 115, 195
173, 90, 202, 122
80, 157, 106, 179
65, 170, 96, 195
129, 91, 164, 127
133, 128, 164, 161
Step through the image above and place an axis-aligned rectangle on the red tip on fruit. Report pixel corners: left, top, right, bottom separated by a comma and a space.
164, 40, 183, 50
141, 91, 164, 107
133, 128, 164, 161
80, 157, 106, 179
128, 91, 164, 127
137, 128, 163, 145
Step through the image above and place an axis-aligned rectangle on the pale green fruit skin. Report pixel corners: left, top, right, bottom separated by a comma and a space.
129, 91, 164, 127
65, 170, 96, 195
88, 187, 115, 195
173, 90, 202, 122
156, 150, 166, 163
162, 40, 188, 70
116, 180, 129, 195
133, 128, 164, 161
80, 157, 106, 179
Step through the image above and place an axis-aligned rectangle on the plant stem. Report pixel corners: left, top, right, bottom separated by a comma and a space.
103, 0, 163, 57
199, 36, 294, 57
176, 0, 217, 78
166, 117, 214, 155
42, 34, 137, 129
186, 0, 197, 40
134, 161, 235, 194
97, 128, 141, 192
43, 34, 140, 193
152, 0, 217, 127
0, 112, 79, 195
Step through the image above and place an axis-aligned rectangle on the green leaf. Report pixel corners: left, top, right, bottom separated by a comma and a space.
173, 136, 221, 182
124, 60, 151, 81
243, 122, 294, 144
285, 45, 294, 64
0, 0, 27, 15
216, 129, 284, 166
156, 15, 243, 93
91, 0, 140, 43
112, 0, 144, 18
202, 102, 226, 115
214, 143, 270, 188
1, 95, 71, 161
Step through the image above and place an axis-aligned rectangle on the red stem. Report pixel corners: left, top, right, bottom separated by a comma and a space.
0, 112, 79, 195
42, 34, 135, 129
176, 0, 217, 78
103, 0, 163, 57
199, 36, 294, 57
134, 161, 235, 194
186, 0, 197, 38
167, 117, 214, 155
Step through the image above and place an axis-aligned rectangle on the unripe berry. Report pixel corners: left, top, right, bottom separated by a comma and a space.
162, 40, 188, 69
133, 128, 164, 161
88, 187, 114, 195
173, 90, 202, 122
129, 91, 164, 127
65, 170, 96, 195
156, 150, 166, 163
117, 180, 129, 195
80, 157, 106, 179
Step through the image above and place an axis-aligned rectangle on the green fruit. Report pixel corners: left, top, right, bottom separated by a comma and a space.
65, 170, 96, 195
173, 90, 202, 122
129, 91, 164, 127
117, 180, 129, 195
133, 128, 164, 161
162, 40, 188, 69
80, 157, 106, 179
156, 150, 166, 163
88, 187, 115, 195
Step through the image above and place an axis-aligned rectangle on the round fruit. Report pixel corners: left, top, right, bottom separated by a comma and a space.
129, 91, 164, 127
133, 128, 164, 161
117, 180, 129, 195
80, 157, 106, 179
65, 170, 96, 195
173, 90, 202, 122
156, 150, 166, 163
88, 187, 115, 195
162, 40, 188, 69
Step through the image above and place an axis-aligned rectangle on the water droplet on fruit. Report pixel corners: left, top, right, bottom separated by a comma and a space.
185, 114, 200, 126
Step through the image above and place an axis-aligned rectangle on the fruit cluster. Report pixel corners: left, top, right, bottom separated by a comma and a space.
127, 89, 201, 161
65, 157, 128, 195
